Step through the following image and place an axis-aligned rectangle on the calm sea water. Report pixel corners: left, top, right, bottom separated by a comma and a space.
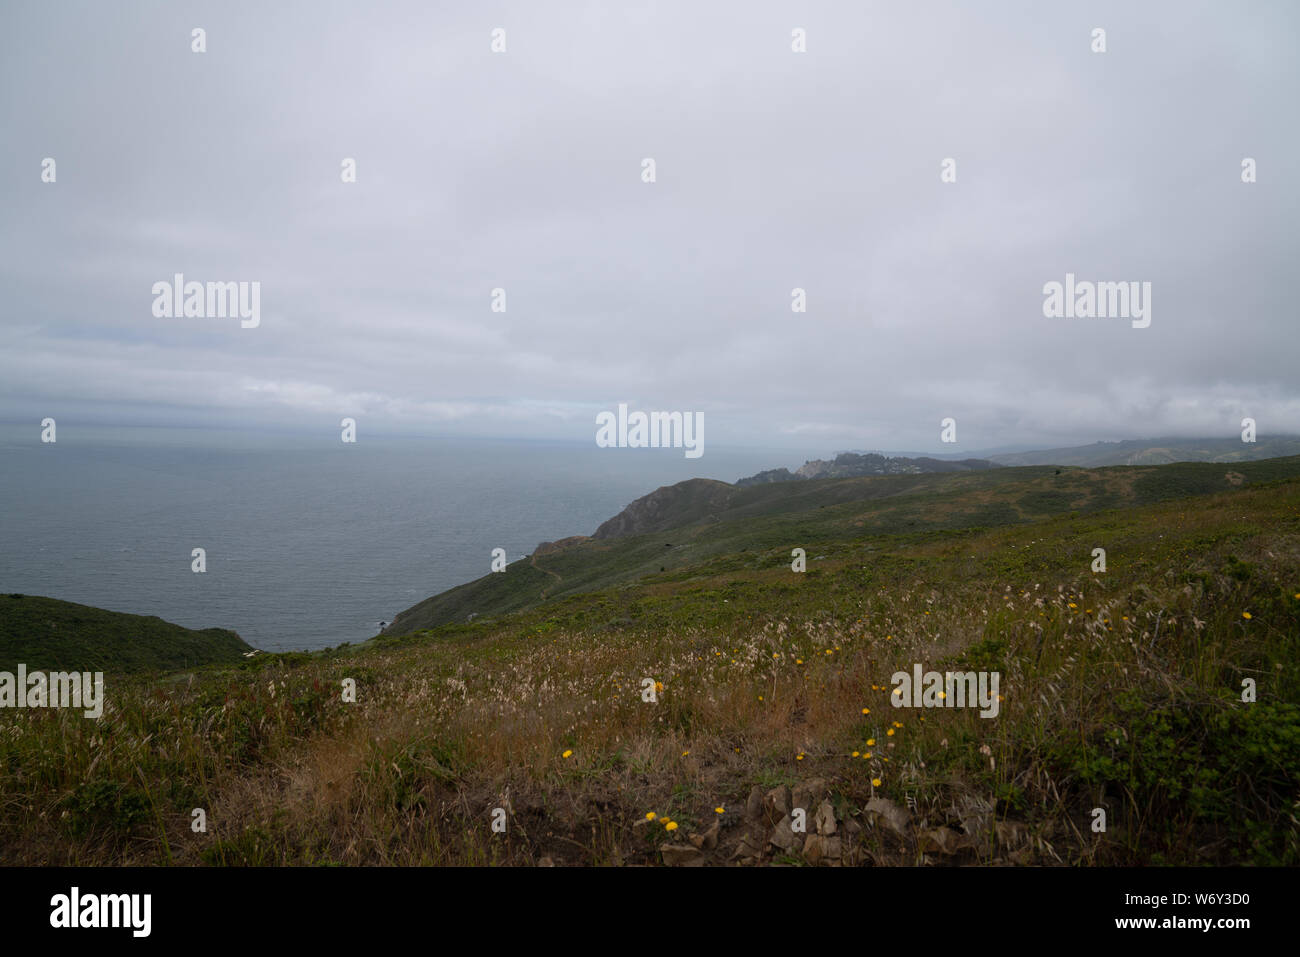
0, 426, 787, 652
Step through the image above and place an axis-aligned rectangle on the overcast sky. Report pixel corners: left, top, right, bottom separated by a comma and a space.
1, 0, 1296, 454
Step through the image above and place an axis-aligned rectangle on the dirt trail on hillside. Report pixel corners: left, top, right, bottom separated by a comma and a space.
529, 555, 563, 598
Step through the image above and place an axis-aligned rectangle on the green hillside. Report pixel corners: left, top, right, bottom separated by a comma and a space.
386, 455, 1300, 636
3, 457, 1296, 866
0, 595, 253, 673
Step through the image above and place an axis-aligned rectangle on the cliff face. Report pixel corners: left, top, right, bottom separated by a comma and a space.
592, 478, 735, 540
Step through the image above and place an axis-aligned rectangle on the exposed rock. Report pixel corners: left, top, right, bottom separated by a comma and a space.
764, 785, 792, 825
735, 467, 799, 487
770, 814, 796, 851
918, 826, 968, 856
802, 834, 826, 865
538, 856, 555, 867
732, 833, 764, 862
865, 796, 911, 838
815, 800, 837, 836
660, 843, 704, 866
792, 778, 826, 812
795, 458, 833, 479
745, 786, 764, 822
737, 452, 999, 487
689, 820, 720, 851
823, 837, 843, 865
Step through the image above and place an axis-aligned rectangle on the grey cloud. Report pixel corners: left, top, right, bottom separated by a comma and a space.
1, 0, 1296, 451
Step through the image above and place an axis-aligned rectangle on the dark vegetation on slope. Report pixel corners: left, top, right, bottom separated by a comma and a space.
0, 594, 253, 673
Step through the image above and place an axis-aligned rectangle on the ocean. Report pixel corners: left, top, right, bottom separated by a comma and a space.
0, 426, 787, 652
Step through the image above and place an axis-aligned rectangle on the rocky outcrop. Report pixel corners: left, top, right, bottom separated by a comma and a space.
653, 778, 1038, 866
592, 478, 735, 540
738, 779, 865, 867
737, 452, 998, 486
734, 467, 799, 487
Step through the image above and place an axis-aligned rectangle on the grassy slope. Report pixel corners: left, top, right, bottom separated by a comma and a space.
386, 456, 1300, 635
0, 594, 253, 673
1, 463, 1296, 866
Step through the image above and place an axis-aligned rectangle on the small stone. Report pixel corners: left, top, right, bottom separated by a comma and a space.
918, 826, 967, 856
815, 799, 837, 836
732, 833, 763, 861
770, 814, 796, 851
660, 843, 704, 866
764, 786, 792, 824
792, 777, 826, 812
865, 796, 911, 838
690, 820, 720, 851
538, 856, 555, 867
745, 786, 764, 822
802, 834, 826, 865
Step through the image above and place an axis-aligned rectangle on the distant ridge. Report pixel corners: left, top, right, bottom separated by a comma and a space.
739, 436, 1300, 481
736, 451, 997, 486
988, 435, 1300, 468
382, 453, 1300, 636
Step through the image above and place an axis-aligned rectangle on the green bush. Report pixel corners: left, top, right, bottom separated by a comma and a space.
60, 780, 150, 837
1056, 693, 1300, 863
